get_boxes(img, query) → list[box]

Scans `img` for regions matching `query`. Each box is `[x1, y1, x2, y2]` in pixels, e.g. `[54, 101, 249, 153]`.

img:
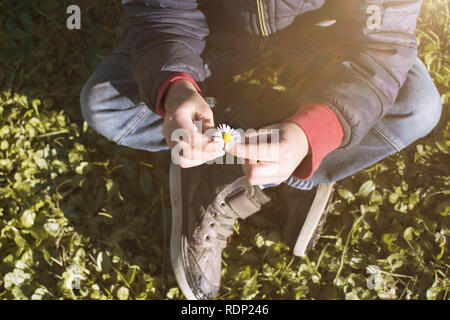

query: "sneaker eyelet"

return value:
[204, 234, 210, 241]
[211, 211, 219, 217]
[209, 222, 215, 227]
[219, 201, 226, 208]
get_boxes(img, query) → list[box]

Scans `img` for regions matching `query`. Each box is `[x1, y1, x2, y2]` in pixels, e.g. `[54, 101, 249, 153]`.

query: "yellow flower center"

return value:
[222, 132, 232, 142]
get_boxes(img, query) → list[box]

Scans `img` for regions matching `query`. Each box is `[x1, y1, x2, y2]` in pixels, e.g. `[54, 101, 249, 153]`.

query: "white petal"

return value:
[218, 124, 231, 133]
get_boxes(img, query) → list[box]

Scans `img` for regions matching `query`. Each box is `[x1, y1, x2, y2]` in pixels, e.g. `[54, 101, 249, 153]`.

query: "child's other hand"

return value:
[162, 80, 225, 167]
[229, 121, 309, 185]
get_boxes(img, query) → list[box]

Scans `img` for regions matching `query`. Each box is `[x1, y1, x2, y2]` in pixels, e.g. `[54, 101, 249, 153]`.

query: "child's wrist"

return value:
[164, 80, 199, 114]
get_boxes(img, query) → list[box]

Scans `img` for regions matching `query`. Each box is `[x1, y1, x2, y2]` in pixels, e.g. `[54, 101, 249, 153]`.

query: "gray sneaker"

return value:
[279, 183, 335, 257]
[169, 162, 270, 300]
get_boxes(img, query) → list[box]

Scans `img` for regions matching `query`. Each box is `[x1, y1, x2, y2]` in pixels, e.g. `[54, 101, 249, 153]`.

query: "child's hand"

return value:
[229, 122, 309, 185]
[162, 80, 225, 167]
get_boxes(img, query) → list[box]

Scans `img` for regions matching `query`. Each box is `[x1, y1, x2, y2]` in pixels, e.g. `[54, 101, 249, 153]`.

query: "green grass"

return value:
[0, 0, 449, 300]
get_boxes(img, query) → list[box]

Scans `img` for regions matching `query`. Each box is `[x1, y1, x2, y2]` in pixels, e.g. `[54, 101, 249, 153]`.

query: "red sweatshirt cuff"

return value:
[156, 72, 202, 118]
[284, 103, 343, 180]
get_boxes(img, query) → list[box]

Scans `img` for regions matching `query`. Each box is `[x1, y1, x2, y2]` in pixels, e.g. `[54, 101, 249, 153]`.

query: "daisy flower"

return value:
[212, 124, 242, 151]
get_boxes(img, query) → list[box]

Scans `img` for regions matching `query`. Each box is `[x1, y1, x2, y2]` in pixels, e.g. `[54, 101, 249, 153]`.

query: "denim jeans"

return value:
[80, 38, 442, 190]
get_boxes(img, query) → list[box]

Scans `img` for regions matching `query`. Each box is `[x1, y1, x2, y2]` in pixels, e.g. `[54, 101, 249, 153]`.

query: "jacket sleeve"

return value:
[122, 0, 209, 112]
[315, 0, 423, 148]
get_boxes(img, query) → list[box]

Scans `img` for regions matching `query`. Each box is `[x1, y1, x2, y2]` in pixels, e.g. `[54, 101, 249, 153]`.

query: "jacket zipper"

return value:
[255, 0, 270, 49]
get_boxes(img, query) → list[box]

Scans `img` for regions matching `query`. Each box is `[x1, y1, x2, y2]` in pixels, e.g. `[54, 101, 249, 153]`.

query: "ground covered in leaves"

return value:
[0, 0, 449, 300]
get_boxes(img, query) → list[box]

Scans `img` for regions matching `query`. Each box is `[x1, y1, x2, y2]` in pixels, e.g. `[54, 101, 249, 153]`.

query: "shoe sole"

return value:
[293, 183, 335, 257]
[169, 163, 198, 300]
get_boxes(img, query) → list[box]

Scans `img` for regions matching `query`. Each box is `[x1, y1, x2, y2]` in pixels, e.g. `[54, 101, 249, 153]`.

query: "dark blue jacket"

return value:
[122, 0, 422, 148]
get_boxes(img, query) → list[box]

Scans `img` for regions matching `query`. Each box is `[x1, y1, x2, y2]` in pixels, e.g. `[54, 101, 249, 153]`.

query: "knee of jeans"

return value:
[80, 82, 96, 127]
[80, 81, 116, 140]
[408, 81, 443, 139]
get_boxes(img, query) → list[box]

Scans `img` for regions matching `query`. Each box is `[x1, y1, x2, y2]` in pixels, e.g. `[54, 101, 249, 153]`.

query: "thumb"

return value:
[229, 127, 280, 161]
[194, 103, 216, 133]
